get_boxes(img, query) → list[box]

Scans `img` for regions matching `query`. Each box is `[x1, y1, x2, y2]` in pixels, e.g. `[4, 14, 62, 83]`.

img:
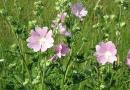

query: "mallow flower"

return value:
[49, 44, 70, 62]
[57, 12, 67, 23]
[95, 41, 117, 65]
[51, 12, 67, 28]
[27, 27, 54, 52]
[55, 44, 69, 58]
[71, 2, 87, 20]
[58, 23, 71, 37]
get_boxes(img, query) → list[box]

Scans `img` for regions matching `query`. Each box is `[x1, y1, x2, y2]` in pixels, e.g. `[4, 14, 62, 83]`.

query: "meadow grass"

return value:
[0, 0, 130, 90]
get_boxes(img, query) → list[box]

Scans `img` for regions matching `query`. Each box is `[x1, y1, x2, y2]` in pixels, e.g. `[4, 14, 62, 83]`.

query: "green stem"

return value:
[78, 82, 82, 90]
[98, 66, 101, 90]
[64, 61, 73, 83]
[77, 42, 85, 55]
[62, 61, 73, 90]
[39, 53, 46, 90]
[117, 5, 122, 45]
[42, 62, 46, 90]
[94, 0, 101, 10]
[62, 49, 73, 90]
[2, 0, 6, 9]
[40, 66, 45, 90]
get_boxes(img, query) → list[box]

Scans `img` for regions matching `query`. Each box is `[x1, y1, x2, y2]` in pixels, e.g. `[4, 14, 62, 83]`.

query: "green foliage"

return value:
[0, 0, 130, 90]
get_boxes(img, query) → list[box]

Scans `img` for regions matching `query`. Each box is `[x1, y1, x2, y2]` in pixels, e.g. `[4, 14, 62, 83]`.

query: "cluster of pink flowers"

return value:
[71, 2, 88, 21]
[26, 2, 130, 68]
[27, 2, 88, 61]
[51, 12, 71, 37]
[27, 27, 70, 60]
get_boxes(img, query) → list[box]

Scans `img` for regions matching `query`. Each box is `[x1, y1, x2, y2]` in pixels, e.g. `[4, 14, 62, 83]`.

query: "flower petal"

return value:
[27, 43, 41, 52]
[46, 30, 53, 38]
[35, 27, 48, 36]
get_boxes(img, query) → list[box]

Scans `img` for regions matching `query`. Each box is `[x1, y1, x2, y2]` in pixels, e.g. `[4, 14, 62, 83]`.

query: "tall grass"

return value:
[0, 0, 130, 90]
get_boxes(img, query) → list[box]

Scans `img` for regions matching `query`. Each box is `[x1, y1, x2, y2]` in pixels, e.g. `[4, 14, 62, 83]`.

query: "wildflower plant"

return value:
[0, 0, 130, 90]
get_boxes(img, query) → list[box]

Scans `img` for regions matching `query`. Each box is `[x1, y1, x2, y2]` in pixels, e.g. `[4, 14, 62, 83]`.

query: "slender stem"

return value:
[78, 78, 82, 90]
[40, 64, 44, 90]
[42, 60, 46, 90]
[64, 61, 73, 83]
[39, 52, 46, 90]
[2, 0, 6, 9]
[98, 66, 101, 90]
[62, 49, 73, 89]
[94, 0, 101, 10]
[77, 42, 85, 55]
[62, 61, 73, 90]
[117, 5, 122, 45]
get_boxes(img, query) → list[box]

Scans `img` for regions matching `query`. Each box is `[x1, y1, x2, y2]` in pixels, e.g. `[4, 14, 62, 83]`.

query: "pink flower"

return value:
[55, 44, 69, 58]
[71, 3, 87, 20]
[49, 44, 70, 62]
[57, 12, 67, 23]
[58, 23, 71, 37]
[27, 27, 54, 52]
[95, 41, 117, 65]
[51, 12, 67, 28]
[126, 51, 130, 67]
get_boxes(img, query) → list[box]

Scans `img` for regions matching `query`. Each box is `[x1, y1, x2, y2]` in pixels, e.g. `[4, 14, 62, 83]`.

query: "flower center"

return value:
[39, 37, 46, 45]
[105, 51, 112, 60]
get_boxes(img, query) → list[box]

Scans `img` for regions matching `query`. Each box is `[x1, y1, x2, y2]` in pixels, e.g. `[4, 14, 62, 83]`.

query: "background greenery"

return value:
[0, 0, 130, 90]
